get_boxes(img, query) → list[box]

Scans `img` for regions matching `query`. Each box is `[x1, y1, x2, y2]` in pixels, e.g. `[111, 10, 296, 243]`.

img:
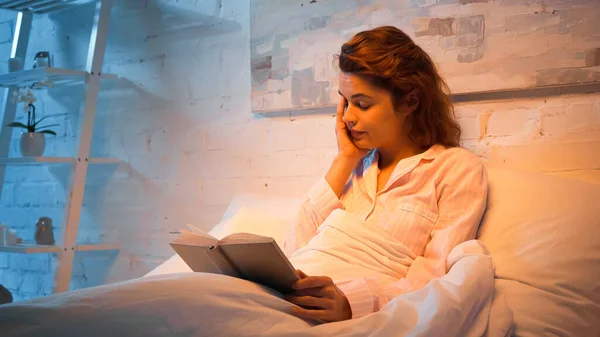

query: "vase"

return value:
[19, 132, 45, 157]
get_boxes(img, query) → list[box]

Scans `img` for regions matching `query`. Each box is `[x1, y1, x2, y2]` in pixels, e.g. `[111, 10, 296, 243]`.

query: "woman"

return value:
[283, 26, 488, 323]
[0, 26, 489, 337]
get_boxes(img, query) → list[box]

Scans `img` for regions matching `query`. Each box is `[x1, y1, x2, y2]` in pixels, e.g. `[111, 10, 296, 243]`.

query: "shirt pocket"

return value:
[376, 201, 438, 254]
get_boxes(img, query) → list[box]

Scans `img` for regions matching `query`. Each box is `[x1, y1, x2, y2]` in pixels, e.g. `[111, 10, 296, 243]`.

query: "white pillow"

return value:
[220, 192, 302, 223]
[477, 168, 600, 337]
[215, 205, 292, 249]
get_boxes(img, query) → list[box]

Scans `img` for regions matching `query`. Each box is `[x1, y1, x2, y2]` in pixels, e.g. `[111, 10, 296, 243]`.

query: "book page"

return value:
[220, 232, 273, 245]
[185, 224, 217, 240]
[170, 225, 218, 247]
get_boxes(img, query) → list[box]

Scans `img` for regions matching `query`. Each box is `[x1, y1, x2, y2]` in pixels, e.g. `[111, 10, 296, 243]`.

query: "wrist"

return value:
[333, 153, 363, 167]
[325, 155, 361, 198]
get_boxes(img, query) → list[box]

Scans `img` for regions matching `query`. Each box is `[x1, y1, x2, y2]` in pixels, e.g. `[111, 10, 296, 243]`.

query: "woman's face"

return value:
[338, 72, 411, 150]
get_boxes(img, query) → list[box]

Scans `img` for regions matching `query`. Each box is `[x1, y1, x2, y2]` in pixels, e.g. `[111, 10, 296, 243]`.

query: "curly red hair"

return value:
[335, 26, 461, 148]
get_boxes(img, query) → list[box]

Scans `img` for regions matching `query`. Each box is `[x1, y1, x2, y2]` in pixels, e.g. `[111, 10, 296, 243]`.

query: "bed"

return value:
[1, 167, 599, 336]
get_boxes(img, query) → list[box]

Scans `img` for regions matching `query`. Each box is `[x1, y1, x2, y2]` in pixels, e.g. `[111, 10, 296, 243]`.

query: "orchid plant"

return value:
[6, 81, 58, 136]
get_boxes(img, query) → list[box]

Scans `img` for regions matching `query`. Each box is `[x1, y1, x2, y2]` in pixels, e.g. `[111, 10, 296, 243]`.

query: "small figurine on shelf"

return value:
[33, 51, 52, 68]
[35, 217, 55, 246]
[0, 284, 12, 305]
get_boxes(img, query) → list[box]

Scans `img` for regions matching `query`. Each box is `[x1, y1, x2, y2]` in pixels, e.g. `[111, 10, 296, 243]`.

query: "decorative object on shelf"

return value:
[19, 132, 45, 156]
[33, 51, 52, 68]
[8, 57, 23, 72]
[0, 284, 12, 305]
[34, 217, 55, 246]
[0, 223, 19, 246]
[5, 82, 58, 157]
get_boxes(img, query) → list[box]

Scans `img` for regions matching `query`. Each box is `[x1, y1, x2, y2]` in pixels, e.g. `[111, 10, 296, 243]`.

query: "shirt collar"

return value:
[362, 143, 446, 168]
[360, 144, 447, 195]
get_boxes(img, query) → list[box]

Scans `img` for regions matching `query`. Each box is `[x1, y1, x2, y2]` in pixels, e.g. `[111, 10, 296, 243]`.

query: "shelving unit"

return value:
[0, 0, 119, 294]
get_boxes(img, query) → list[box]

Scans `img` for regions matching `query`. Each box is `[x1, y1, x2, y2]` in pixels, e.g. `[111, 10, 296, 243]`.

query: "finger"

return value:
[284, 295, 333, 309]
[292, 287, 327, 297]
[336, 96, 347, 128]
[292, 270, 309, 290]
[291, 306, 330, 322]
[296, 269, 309, 279]
[294, 276, 333, 290]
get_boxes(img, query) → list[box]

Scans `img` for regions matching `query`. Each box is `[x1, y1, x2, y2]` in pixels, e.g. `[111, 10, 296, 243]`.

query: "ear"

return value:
[404, 89, 420, 113]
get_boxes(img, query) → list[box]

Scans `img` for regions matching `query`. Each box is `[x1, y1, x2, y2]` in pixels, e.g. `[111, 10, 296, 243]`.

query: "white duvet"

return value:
[0, 211, 513, 337]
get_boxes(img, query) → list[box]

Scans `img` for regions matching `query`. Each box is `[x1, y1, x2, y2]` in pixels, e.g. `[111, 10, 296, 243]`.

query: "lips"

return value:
[349, 130, 366, 138]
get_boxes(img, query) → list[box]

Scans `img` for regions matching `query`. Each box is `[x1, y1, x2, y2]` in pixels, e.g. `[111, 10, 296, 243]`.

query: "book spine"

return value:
[206, 245, 242, 278]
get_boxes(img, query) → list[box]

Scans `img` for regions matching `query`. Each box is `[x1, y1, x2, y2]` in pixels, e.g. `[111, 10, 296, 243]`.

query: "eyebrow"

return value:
[338, 91, 374, 100]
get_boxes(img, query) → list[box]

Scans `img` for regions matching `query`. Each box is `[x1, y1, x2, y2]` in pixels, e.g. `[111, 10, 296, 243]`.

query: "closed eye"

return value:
[356, 102, 371, 111]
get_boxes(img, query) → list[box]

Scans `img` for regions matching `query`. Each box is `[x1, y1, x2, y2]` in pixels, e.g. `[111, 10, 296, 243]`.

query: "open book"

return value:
[169, 225, 300, 293]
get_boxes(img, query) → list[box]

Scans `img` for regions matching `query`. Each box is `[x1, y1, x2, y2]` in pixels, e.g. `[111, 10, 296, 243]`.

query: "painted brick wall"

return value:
[0, 0, 599, 302]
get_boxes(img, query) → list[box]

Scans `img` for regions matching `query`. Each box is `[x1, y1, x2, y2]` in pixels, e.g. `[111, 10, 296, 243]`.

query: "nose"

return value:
[341, 104, 357, 128]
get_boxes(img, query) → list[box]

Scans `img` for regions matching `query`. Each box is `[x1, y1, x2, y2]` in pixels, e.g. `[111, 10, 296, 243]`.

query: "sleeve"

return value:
[282, 177, 343, 258]
[337, 160, 488, 318]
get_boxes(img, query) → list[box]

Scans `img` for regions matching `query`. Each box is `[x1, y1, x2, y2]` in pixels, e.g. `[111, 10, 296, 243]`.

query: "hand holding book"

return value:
[285, 269, 353, 322]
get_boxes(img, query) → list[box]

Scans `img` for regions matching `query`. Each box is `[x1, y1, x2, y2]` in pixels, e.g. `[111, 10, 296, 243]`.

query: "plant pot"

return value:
[19, 132, 46, 157]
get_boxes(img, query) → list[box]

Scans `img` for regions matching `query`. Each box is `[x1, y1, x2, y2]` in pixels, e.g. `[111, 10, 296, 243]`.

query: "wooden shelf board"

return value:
[87, 157, 120, 164]
[0, 67, 117, 89]
[0, 243, 120, 254]
[0, 244, 61, 254]
[75, 243, 119, 252]
[0, 156, 120, 166]
[0, 156, 75, 166]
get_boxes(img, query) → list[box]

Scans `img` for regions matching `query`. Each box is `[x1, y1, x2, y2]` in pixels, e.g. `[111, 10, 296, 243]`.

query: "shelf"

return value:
[0, 156, 74, 165]
[87, 157, 120, 164]
[0, 0, 96, 14]
[0, 156, 120, 166]
[0, 244, 61, 254]
[0, 67, 117, 89]
[0, 243, 119, 254]
[75, 243, 119, 252]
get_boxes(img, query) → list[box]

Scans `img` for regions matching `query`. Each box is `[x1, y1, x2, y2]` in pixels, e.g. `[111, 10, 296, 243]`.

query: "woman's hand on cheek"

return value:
[335, 96, 369, 161]
[284, 269, 352, 323]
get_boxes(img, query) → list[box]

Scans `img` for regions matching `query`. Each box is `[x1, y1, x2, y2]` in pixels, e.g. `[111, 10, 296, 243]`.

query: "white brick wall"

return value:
[1, 0, 599, 302]
[541, 103, 599, 135]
